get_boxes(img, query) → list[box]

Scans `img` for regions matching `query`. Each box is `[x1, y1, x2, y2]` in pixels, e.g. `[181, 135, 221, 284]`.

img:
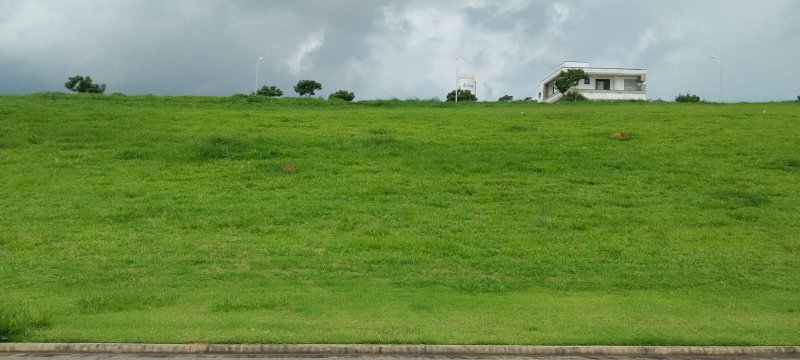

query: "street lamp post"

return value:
[710, 55, 723, 103]
[455, 57, 460, 103]
[254, 57, 263, 94]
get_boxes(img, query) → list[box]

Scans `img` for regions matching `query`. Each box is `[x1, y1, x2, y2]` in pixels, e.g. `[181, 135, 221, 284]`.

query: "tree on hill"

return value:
[554, 68, 588, 99]
[294, 80, 322, 96]
[256, 85, 283, 97]
[498, 95, 513, 102]
[328, 90, 355, 101]
[64, 75, 106, 94]
[675, 93, 701, 103]
[446, 89, 477, 102]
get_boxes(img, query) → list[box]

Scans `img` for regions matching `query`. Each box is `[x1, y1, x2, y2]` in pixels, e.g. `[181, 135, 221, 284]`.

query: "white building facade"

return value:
[538, 61, 646, 103]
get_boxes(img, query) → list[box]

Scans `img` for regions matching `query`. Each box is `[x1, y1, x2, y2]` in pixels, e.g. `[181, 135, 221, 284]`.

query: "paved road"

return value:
[0, 355, 795, 360]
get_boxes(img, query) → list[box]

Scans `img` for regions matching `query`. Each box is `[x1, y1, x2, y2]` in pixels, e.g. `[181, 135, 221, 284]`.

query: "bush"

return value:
[675, 93, 701, 103]
[328, 90, 355, 102]
[559, 91, 587, 102]
[446, 89, 477, 102]
[498, 95, 513, 102]
[255, 85, 283, 97]
[64, 75, 106, 94]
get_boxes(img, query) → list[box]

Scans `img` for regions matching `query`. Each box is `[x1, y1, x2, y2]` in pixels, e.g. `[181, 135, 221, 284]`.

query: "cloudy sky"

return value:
[1, 0, 798, 101]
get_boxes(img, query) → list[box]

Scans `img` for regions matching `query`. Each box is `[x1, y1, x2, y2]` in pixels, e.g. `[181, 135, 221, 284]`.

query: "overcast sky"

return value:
[1, 0, 798, 101]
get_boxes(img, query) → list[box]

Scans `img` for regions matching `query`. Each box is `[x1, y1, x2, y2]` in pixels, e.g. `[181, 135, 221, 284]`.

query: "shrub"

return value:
[446, 89, 477, 102]
[328, 90, 355, 102]
[498, 95, 513, 102]
[559, 91, 587, 102]
[255, 85, 283, 97]
[65, 75, 106, 94]
[675, 93, 701, 103]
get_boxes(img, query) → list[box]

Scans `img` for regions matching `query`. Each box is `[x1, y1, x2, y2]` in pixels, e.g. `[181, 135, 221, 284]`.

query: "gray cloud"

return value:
[1, 0, 797, 101]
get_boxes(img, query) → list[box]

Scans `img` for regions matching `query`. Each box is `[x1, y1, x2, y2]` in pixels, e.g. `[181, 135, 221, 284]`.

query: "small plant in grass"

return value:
[675, 93, 702, 103]
[0, 307, 50, 342]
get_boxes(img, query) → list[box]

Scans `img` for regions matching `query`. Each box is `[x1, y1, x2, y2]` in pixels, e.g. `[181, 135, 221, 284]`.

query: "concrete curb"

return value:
[0, 344, 799, 357]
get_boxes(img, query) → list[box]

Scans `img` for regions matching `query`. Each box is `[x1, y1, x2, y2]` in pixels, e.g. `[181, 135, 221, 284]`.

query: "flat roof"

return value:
[540, 64, 646, 86]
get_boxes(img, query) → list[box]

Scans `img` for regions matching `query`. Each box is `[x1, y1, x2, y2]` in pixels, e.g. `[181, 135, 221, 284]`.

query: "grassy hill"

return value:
[1, 93, 798, 344]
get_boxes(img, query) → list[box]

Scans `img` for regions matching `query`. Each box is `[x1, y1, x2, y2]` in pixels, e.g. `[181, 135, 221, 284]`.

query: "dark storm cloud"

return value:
[1, 0, 798, 101]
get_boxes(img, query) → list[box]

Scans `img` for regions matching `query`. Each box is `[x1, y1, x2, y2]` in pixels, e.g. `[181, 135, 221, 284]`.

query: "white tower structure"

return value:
[458, 74, 476, 96]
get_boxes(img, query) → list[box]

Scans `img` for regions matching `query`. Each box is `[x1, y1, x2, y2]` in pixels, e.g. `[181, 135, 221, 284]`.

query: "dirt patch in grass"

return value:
[609, 132, 630, 140]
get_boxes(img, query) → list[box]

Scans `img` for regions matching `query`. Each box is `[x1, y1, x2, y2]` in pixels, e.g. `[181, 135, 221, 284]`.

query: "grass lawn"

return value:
[0, 93, 798, 344]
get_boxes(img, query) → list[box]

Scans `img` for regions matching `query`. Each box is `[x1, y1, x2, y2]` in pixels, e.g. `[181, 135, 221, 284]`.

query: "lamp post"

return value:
[454, 57, 460, 103]
[710, 55, 722, 103]
[254, 57, 263, 94]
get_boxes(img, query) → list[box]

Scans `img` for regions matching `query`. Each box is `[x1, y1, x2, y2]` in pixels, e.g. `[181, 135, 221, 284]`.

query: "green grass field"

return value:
[1, 93, 798, 344]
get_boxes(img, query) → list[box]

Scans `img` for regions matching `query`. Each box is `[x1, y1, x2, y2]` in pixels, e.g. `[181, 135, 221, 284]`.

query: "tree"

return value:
[294, 80, 322, 96]
[498, 94, 513, 102]
[328, 90, 355, 102]
[64, 75, 106, 94]
[446, 89, 477, 102]
[554, 68, 588, 95]
[256, 85, 283, 97]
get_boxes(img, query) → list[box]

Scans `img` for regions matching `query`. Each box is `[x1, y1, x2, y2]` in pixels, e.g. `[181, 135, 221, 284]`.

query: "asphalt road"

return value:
[1, 354, 795, 360]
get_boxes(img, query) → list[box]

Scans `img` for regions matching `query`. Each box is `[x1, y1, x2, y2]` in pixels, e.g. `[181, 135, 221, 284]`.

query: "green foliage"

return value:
[554, 68, 589, 94]
[675, 93, 702, 103]
[498, 94, 514, 102]
[255, 85, 283, 97]
[559, 91, 588, 102]
[293, 79, 322, 96]
[328, 89, 355, 102]
[445, 89, 477, 102]
[64, 75, 106, 94]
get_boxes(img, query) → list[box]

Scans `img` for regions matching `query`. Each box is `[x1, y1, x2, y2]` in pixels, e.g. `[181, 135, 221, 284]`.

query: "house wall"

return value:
[581, 90, 647, 101]
[538, 64, 646, 102]
[575, 75, 641, 91]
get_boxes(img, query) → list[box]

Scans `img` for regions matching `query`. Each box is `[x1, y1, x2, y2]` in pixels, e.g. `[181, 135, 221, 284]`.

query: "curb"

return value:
[1, 344, 799, 357]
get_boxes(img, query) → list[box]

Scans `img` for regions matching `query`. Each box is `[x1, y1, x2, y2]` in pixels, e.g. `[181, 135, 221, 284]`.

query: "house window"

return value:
[624, 79, 640, 91]
[584, 78, 590, 84]
[595, 79, 611, 90]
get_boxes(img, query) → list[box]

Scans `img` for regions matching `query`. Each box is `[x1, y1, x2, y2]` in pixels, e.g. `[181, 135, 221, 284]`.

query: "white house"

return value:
[538, 61, 646, 103]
